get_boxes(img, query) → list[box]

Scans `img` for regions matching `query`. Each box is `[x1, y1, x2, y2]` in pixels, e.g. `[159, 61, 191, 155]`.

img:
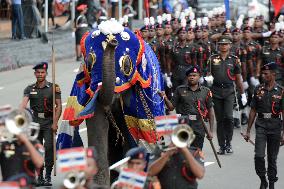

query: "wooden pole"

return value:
[52, 33, 57, 176]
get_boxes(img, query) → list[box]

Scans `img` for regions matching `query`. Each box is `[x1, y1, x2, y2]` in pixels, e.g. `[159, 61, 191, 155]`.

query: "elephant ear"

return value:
[80, 31, 90, 59]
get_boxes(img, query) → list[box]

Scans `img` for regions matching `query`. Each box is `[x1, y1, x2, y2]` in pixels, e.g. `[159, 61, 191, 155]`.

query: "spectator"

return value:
[7, 0, 26, 40]
[74, 4, 89, 61]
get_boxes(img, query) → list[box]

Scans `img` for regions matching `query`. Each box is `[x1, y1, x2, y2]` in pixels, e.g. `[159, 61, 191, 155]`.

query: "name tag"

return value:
[188, 115, 197, 121]
[30, 91, 37, 95]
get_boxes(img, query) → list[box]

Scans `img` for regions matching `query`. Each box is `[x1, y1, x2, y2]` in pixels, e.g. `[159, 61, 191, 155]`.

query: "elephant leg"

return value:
[86, 103, 110, 186]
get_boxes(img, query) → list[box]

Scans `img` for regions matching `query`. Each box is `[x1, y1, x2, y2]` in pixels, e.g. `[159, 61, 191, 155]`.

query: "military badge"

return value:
[213, 58, 221, 65]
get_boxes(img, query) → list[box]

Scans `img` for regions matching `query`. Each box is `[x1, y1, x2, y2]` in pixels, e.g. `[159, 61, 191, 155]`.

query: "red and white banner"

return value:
[57, 147, 87, 173]
[117, 168, 147, 189]
[154, 114, 178, 137]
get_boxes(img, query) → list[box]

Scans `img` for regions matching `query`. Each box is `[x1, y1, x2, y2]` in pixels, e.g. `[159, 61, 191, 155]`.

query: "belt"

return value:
[212, 82, 233, 88]
[258, 113, 280, 119]
[180, 114, 199, 121]
[188, 115, 198, 121]
[33, 112, 52, 119]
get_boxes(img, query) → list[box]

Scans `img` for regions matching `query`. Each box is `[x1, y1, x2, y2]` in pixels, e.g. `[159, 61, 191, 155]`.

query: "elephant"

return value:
[61, 19, 165, 185]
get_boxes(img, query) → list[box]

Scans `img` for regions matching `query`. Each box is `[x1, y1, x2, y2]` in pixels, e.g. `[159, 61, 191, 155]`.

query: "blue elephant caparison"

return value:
[63, 19, 165, 144]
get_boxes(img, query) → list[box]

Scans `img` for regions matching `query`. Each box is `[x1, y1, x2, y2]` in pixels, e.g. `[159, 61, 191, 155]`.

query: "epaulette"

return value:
[176, 85, 188, 89]
[209, 54, 219, 59]
[200, 85, 210, 91]
[229, 54, 239, 59]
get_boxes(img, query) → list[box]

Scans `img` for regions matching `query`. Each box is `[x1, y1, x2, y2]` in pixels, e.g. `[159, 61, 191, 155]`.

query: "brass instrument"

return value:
[0, 108, 39, 142]
[63, 171, 86, 189]
[171, 124, 196, 148]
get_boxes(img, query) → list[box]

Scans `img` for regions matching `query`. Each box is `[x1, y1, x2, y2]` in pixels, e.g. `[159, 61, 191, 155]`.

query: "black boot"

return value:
[226, 144, 233, 154]
[35, 175, 45, 186]
[35, 168, 45, 186]
[234, 118, 240, 128]
[217, 146, 226, 155]
[44, 175, 52, 186]
[269, 182, 274, 189]
[260, 177, 268, 189]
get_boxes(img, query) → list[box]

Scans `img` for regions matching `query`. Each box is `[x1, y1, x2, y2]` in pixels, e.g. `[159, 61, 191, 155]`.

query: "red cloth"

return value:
[271, 0, 284, 16]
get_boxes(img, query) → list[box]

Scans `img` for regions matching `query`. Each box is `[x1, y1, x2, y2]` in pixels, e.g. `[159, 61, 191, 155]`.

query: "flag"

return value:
[57, 147, 87, 173]
[224, 0, 230, 20]
[56, 121, 74, 150]
[0, 182, 20, 189]
[117, 168, 147, 189]
[154, 115, 178, 136]
[271, 0, 284, 16]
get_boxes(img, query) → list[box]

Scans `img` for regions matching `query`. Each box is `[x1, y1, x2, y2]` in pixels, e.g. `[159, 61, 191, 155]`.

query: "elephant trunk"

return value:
[99, 38, 118, 107]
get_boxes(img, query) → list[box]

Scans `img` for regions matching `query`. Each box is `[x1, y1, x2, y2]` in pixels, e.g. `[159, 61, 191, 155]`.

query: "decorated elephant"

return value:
[59, 19, 165, 185]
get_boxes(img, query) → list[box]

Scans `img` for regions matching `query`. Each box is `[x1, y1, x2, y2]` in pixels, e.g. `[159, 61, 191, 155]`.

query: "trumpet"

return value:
[0, 108, 39, 142]
[164, 124, 196, 150]
[63, 171, 86, 189]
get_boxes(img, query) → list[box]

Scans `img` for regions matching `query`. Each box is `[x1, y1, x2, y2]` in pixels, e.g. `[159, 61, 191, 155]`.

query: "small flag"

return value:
[57, 147, 87, 173]
[0, 182, 20, 189]
[154, 115, 178, 136]
[117, 168, 147, 189]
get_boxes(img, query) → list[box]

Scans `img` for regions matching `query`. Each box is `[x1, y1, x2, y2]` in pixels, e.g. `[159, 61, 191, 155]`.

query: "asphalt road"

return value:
[0, 58, 283, 189]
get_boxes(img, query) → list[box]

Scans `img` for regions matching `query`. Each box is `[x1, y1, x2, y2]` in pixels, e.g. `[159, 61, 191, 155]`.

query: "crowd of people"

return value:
[1, 1, 284, 189]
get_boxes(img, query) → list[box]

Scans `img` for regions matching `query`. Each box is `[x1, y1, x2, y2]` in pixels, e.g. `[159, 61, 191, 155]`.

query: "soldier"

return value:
[0, 106, 44, 186]
[253, 14, 268, 46]
[257, 30, 284, 86]
[150, 15, 166, 73]
[244, 62, 284, 189]
[20, 62, 62, 186]
[206, 35, 247, 155]
[160, 65, 214, 149]
[148, 124, 205, 189]
[139, 17, 150, 42]
[148, 17, 156, 44]
[170, 19, 196, 90]
[112, 147, 161, 189]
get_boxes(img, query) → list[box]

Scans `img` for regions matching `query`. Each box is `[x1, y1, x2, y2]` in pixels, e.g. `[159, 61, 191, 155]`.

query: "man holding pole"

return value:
[159, 65, 215, 150]
[20, 62, 62, 186]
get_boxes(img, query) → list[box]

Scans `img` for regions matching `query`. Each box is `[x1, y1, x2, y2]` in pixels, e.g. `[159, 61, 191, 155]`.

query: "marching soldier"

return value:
[148, 17, 156, 44]
[170, 20, 196, 90]
[257, 30, 284, 86]
[244, 62, 284, 189]
[160, 65, 214, 149]
[139, 17, 150, 42]
[20, 62, 62, 186]
[206, 35, 247, 155]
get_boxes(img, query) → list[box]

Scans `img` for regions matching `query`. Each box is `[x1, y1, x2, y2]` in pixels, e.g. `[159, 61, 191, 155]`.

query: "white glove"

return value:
[165, 74, 172, 88]
[242, 81, 249, 90]
[250, 77, 260, 87]
[71, 31, 75, 38]
[199, 76, 205, 84]
[204, 75, 214, 87]
[241, 93, 247, 106]
[262, 31, 272, 37]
